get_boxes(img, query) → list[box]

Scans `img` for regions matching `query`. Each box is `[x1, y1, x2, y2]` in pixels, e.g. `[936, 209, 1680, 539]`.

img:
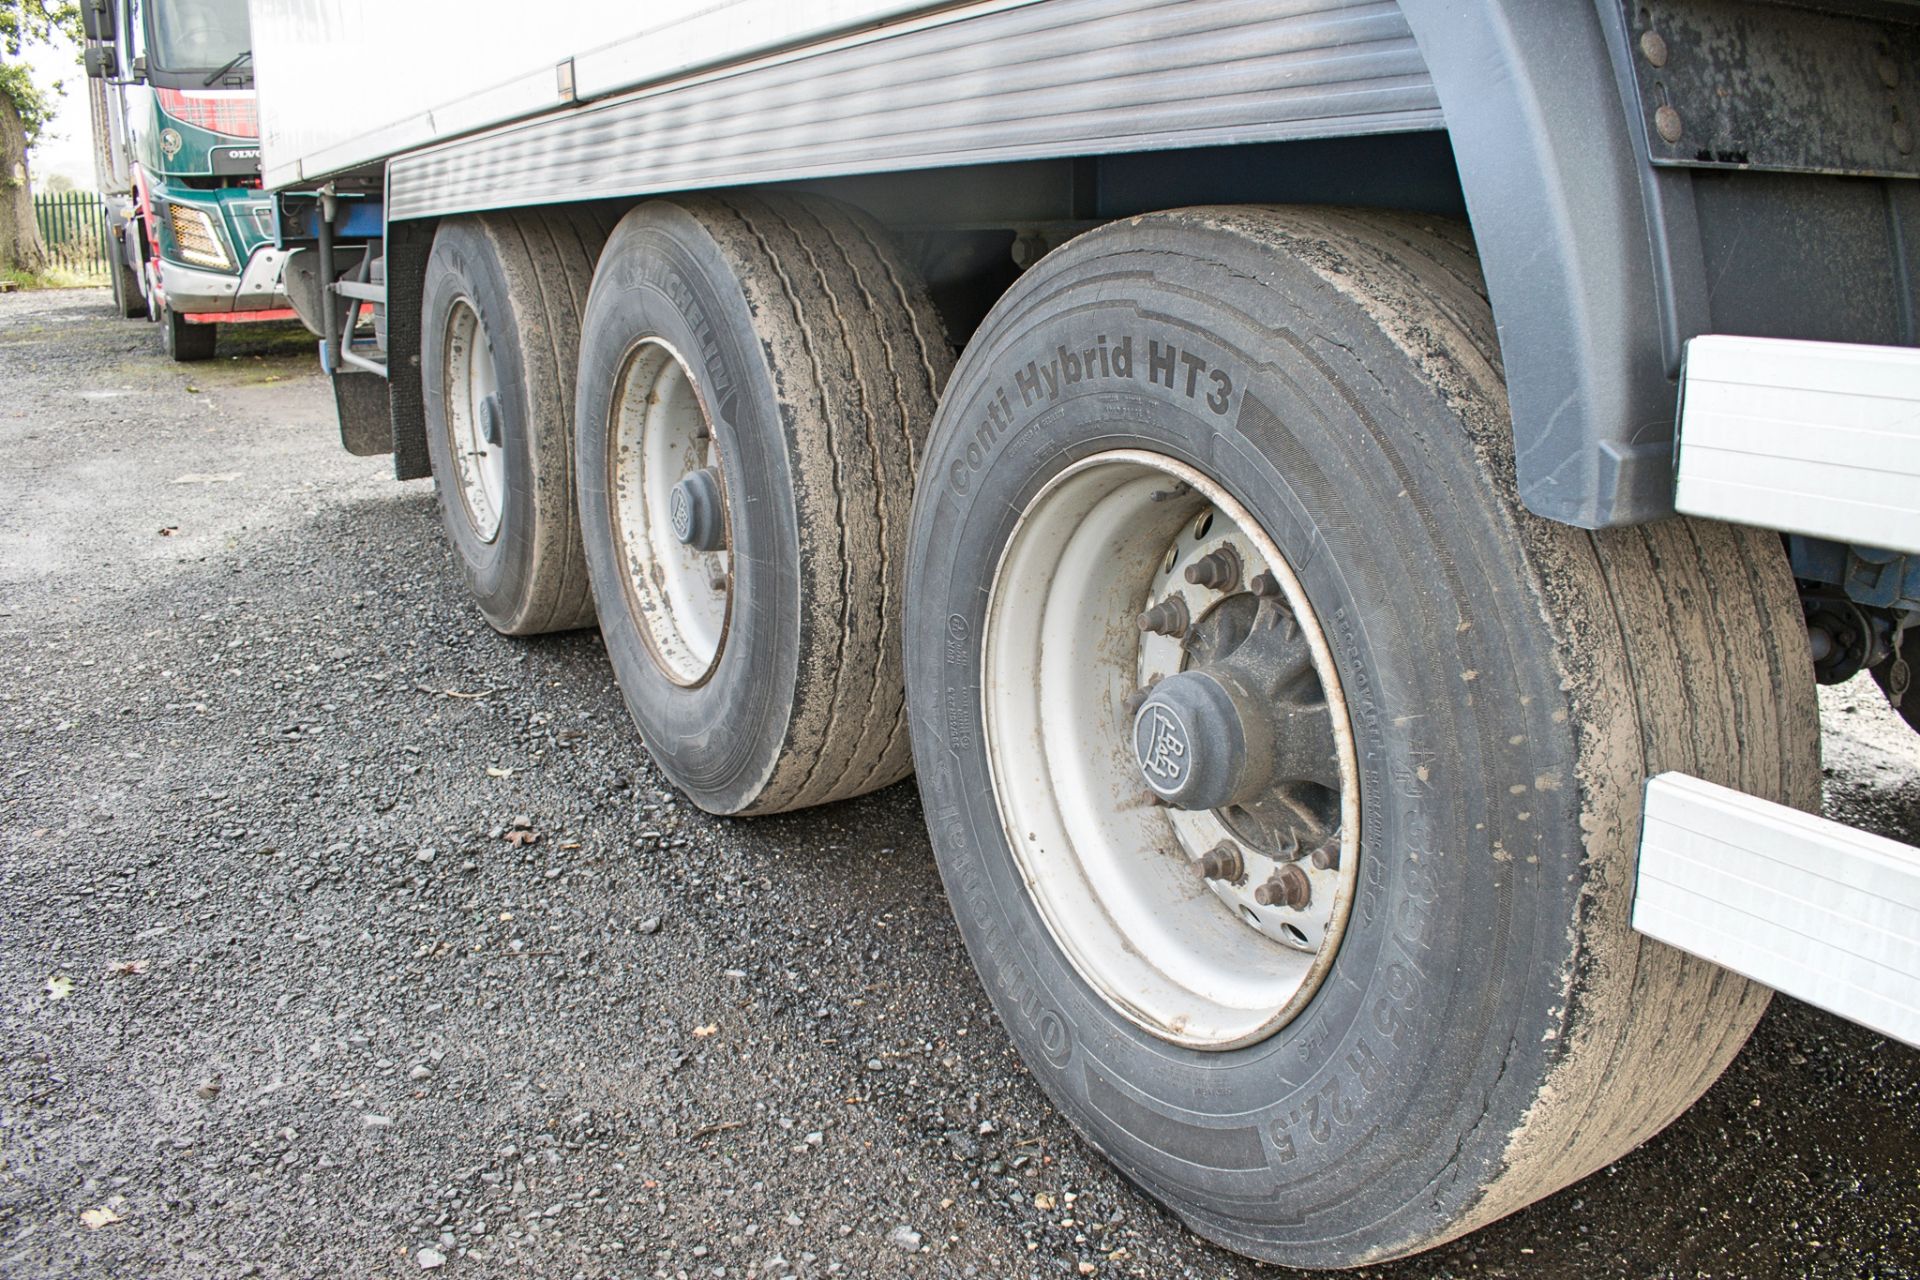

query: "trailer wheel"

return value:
[575, 194, 950, 815]
[421, 211, 608, 635]
[162, 306, 215, 362]
[903, 206, 1819, 1267]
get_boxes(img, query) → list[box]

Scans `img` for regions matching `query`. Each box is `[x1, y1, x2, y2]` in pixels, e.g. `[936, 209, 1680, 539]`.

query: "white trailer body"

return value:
[255, 1, 966, 191]
[248, 0, 1920, 1268]
[255, 0, 1443, 201]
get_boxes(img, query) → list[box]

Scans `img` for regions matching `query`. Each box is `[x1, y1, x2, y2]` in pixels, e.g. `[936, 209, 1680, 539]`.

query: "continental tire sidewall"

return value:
[421, 225, 537, 626]
[574, 207, 802, 815]
[906, 224, 1580, 1265]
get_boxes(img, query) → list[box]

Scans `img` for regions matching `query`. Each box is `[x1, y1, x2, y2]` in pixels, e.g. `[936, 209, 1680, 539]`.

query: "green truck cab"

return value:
[83, 0, 293, 361]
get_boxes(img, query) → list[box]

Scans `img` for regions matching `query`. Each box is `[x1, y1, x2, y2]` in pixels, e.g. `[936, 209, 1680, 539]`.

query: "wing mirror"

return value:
[81, 0, 116, 43]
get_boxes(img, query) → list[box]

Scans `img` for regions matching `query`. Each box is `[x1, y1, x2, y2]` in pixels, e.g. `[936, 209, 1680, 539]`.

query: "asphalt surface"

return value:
[2, 286, 1917, 1280]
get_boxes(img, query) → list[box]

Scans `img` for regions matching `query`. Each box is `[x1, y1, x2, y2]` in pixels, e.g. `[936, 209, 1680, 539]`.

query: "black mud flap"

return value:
[386, 219, 436, 482]
[332, 371, 393, 457]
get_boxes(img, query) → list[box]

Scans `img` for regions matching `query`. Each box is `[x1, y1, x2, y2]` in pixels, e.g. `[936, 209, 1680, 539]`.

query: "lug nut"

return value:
[1184, 544, 1242, 593]
[1198, 841, 1244, 883]
[1310, 840, 1340, 871]
[1249, 570, 1280, 599]
[1253, 864, 1312, 911]
[1137, 594, 1190, 638]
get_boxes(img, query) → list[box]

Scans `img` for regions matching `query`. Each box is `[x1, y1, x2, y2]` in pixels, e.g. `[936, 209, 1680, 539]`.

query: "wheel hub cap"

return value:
[478, 393, 504, 447]
[1133, 669, 1261, 811]
[669, 466, 727, 552]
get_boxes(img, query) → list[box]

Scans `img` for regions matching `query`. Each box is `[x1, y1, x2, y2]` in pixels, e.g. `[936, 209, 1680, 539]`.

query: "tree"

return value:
[1, 1, 79, 274]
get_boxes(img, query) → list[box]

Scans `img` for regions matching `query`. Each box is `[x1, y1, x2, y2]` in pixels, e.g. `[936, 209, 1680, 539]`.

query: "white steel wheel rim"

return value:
[608, 338, 731, 686]
[982, 450, 1360, 1050]
[442, 298, 506, 544]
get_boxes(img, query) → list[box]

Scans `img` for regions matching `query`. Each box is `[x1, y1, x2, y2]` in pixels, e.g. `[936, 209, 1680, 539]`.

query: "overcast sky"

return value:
[24, 30, 100, 191]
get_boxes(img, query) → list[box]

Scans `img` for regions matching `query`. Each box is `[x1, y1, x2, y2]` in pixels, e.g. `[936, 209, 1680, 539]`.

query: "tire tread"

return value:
[698, 193, 949, 813]
[1223, 206, 1816, 1240]
[470, 208, 609, 635]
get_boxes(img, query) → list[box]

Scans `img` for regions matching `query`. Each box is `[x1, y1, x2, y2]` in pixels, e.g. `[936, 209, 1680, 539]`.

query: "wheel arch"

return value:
[1401, 0, 1680, 531]
[1405, 0, 1920, 531]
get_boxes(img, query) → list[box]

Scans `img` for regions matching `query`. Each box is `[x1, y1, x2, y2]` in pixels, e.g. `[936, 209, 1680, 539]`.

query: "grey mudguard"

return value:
[1400, 0, 1683, 528]
[1405, 0, 1920, 529]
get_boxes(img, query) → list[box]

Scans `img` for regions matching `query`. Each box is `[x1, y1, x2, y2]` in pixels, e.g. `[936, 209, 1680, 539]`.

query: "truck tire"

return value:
[139, 256, 159, 322]
[421, 210, 609, 636]
[575, 194, 950, 815]
[110, 233, 145, 319]
[162, 306, 216, 362]
[903, 207, 1819, 1267]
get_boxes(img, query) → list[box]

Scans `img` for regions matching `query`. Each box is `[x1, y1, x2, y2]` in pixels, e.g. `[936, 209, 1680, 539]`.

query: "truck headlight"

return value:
[167, 203, 231, 271]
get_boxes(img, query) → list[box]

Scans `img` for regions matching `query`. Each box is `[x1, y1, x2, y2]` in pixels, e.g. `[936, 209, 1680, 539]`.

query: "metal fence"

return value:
[34, 192, 112, 279]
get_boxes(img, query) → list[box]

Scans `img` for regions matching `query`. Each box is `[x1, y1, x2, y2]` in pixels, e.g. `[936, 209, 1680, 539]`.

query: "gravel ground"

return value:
[2, 286, 1917, 1280]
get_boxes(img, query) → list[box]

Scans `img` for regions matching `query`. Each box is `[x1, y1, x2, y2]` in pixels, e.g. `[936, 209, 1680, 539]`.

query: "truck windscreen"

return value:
[148, 0, 251, 76]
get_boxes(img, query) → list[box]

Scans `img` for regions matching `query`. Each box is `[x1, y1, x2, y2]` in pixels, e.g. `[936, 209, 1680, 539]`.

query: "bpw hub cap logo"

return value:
[668, 484, 694, 543]
[1135, 703, 1190, 795]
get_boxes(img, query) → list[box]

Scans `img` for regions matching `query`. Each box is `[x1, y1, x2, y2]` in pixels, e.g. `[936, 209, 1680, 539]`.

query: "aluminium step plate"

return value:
[1674, 335, 1920, 555]
[1634, 771, 1920, 1048]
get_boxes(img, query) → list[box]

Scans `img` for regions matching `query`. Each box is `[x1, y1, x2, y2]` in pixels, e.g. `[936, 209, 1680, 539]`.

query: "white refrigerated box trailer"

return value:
[243, 0, 1920, 1268]
[255, 2, 980, 191]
